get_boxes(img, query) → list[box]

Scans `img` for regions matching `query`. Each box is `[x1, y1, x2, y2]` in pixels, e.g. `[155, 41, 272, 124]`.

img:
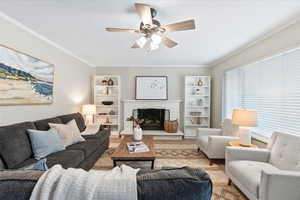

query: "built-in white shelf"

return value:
[185, 115, 209, 118]
[184, 76, 211, 139]
[96, 115, 120, 117]
[96, 105, 119, 107]
[96, 85, 118, 88]
[96, 95, 119, 97]
[93, 75, 121, 136]
[185, 124, 208, 128]
[188, 95, 210, 97]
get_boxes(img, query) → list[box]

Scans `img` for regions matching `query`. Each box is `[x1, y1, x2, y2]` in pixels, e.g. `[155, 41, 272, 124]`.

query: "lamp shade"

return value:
[82, 104, 96, 116]
[232, 109, 257, 127]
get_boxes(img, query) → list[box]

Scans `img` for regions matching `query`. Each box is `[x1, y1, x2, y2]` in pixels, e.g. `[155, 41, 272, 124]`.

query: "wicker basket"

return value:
[164, 120, 178, 133]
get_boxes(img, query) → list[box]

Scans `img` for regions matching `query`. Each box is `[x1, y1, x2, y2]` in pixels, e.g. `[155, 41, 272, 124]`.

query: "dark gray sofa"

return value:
[0, 167, 212, 200]
[0, 113, 110, 170]
[0, 113, 213, 200]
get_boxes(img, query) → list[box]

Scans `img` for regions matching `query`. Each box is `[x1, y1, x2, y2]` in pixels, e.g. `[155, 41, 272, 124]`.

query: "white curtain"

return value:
[223, 48, 300, 138]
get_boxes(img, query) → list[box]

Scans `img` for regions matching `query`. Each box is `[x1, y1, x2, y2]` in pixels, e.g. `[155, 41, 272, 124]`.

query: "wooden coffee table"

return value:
[111, 136, 156, 169]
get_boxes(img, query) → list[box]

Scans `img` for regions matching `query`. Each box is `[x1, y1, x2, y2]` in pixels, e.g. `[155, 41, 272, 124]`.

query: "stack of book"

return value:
[127, 142, 149, 153]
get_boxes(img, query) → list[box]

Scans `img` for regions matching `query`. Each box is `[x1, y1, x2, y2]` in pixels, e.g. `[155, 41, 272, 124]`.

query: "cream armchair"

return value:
[226, 132, 300, 200]
[197, 119, 239, 164]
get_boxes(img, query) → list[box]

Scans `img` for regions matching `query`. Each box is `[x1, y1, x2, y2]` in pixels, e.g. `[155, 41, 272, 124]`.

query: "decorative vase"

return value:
[108, 78, 114, 86]
[109, 110, 115, 115]
[133, 125, 143, 141]
[198, 79, 203, 86]
[102, 79, 108, 85]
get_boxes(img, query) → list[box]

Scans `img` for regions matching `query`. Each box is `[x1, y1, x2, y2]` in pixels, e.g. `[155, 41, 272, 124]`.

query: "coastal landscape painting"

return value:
[0, 45, 54, 105]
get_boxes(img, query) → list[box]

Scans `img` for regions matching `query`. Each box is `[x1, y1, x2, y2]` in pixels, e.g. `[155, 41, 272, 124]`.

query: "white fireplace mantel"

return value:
[122, 99, 182, 133]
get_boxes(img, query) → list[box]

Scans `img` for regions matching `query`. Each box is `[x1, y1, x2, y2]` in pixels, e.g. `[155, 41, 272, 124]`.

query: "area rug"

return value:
[93, 138, 247, 200]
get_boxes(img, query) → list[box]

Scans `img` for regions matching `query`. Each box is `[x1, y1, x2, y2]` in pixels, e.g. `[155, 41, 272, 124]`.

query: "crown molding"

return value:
[209, 14, 300, 68]
[95, 64, 210, 68]
[0, 11, 95, 67]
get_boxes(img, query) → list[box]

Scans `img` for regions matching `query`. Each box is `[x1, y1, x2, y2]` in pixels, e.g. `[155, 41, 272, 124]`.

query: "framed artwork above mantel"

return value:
[135, 76, 168, 100]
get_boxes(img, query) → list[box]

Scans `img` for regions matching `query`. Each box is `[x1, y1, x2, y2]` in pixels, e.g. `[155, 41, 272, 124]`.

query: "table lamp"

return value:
[82, 104, 96, 125]
[232, 109, 257, 146]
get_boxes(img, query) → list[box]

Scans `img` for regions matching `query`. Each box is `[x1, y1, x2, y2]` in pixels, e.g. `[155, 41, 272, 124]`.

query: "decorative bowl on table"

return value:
[102, 101, 114, 105]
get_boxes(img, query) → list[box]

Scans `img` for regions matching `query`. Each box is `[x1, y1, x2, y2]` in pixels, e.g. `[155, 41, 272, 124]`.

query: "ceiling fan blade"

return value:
[162, 19, 195, 32]
[105, 28, 140, 33]
[161, 36, 178, 48]
[135, 3, 153, 25]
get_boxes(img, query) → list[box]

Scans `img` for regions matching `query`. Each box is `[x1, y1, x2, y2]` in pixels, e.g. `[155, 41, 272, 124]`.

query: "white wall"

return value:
[211, 19, 300, 128]
[0, 15, 93, 125]
[94, 66, 211, 130]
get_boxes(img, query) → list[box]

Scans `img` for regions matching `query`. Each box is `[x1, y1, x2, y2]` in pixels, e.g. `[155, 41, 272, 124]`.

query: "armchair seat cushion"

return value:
[198, 136, 209, 151]
[227, 160, 280, 198]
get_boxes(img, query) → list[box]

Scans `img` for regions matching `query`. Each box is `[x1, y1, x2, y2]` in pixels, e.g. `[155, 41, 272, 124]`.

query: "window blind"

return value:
[223, 48, 300, 138]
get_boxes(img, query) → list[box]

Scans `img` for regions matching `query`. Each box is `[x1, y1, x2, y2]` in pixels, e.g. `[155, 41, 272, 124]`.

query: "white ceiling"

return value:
[1, 0, 300, 67]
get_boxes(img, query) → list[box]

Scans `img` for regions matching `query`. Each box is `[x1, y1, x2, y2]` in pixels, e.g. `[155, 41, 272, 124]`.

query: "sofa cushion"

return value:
[17, 158, 48, 171]
[198, 136, 209, 151]
[12, 158, 37, 169]
[137, 167, 212, 200]
[0, 122, 35, 169]
[0, 158, 6, 169]
[82, 129, 110, 144]
[57, 113, 86, 132]
[0, 166, 212, 200]
[227, 160, 280, 198]
[34, 117, 62, 131]
[49, 120, 85, 147]
[269, 132, 300, 171]
[46, 150, 84, 169]
[27, 128, 65, 159]
[66, 139, 99, 157]
[0, 170, 44, 200]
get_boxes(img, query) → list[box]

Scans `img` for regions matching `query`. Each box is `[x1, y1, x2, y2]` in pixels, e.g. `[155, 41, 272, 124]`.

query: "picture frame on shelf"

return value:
[135, 76, 168, 100]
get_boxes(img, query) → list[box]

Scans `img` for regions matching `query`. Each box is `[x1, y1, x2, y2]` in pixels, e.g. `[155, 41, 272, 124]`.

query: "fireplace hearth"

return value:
[133, 108, 170, 130]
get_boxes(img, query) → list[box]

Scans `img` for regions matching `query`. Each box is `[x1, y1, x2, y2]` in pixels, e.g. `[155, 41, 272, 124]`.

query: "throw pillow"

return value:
[49, 119, 85, 147]
[27, 128, 65, 160]
[18, 158, 48, 171]
[81, 124, 100, 135]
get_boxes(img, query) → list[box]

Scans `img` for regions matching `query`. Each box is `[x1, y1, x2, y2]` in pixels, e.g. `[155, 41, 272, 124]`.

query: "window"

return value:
[223, 48, 300, 138]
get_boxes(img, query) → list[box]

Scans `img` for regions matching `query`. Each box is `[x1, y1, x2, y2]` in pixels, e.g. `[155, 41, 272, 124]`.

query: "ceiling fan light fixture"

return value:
[106, 3, 196, 50]
[136, 36, 148, 48]
[150, 42, 159, 51]
[151, 33, 162, 45]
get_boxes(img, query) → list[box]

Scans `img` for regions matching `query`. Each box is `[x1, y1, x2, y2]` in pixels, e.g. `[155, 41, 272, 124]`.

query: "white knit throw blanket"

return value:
[30, 165, 139, 200]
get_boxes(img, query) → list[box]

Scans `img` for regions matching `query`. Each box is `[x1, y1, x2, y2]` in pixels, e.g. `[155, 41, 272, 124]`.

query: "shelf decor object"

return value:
[184, 76, 211, 138]
[82, 104, 96, 125]
[0, 44, 54, 105]
[232, 109, 257, 146]
[93, 75, 121, 136]
[135, 76, 168, 100]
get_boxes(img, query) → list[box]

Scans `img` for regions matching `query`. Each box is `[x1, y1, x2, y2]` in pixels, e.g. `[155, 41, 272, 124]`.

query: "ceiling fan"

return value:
[105, 3, 196, 51]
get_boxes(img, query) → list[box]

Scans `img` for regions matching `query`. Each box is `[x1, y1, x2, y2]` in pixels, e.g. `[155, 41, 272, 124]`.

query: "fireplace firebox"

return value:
[133, 108, 170, 130]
